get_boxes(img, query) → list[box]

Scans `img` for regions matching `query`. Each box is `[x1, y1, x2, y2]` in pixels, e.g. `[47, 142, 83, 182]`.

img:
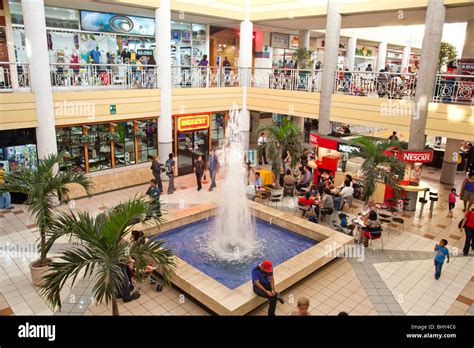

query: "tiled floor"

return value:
[0, 167, 472, 316]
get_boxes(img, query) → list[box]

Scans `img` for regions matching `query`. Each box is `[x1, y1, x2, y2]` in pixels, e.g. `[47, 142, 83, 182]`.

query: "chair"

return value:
[283, 183, 295, 197]
[340, 196, 354, 212]
[298, 202, 311, 217]
[418, 197, 428, 218]
[268, 189, 284, 210]
[364, 229, 384, 254]
[379, 218, 392, 236]
[391, 217, 404, 235]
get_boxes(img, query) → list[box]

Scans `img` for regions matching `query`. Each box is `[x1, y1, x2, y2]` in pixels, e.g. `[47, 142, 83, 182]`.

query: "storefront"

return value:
[172, 112, 227, 176]
[270, 33, 319, 69]
[10, 3, 209, 67]
[56, 118, 158, 173]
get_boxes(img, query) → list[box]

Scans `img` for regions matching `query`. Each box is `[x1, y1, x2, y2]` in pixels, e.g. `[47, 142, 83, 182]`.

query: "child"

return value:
[447, 188, 459, 218]
[293, 297, 310, 316]
[434, 239, 450, 280]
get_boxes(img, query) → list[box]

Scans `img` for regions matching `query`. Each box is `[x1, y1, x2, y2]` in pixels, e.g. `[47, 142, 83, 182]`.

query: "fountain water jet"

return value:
[206, 103, 258, 262]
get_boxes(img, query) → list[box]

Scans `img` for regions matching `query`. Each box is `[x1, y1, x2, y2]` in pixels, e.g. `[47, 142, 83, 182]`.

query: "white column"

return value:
[346, 36, 357, 71]
[3, 0, 19, 90]
[156, 1, 173, 160]
[376, 42, 387, 71]
[239, 14, 253, 148]
[22, 0, 57, 159]
[461, 20, 474, 58]
[318, 0, 341, 136]
[401, 45, 411, 72]
[298, 30, 310, 50]
[408, 0, 445, 150]
[293, 116, 304, 132]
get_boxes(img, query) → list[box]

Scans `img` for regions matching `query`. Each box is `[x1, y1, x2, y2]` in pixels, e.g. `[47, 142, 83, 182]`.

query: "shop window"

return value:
[136, 119, 158, 163]
[0, 145, 38, 173]
[114, 122, 136, 167]
[56, 126, 86, 172]
[88, 124, 112, 172]
[211, 113, 225, 149]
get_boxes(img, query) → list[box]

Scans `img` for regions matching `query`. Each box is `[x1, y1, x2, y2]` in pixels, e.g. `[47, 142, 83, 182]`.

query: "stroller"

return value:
[333, 213, 354, 235]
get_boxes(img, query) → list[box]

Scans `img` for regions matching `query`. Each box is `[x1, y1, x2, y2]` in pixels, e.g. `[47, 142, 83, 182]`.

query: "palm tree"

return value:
[350, 136, 405, 202]
[258, 119, 304, 188]
[41, 198, 176, 316]
[0, 151, 93, 268]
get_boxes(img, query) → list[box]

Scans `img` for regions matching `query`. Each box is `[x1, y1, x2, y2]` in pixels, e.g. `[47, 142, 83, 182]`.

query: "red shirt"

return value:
[465, 211, 474, 229]
[299, 197, 315, 206]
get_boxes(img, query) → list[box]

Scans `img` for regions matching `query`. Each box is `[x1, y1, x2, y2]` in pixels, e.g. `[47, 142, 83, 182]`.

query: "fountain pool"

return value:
[154, 218, 317, 289]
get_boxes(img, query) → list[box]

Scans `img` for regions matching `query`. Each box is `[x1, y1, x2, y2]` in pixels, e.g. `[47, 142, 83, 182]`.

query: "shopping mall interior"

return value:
[0, 0, 473, 327]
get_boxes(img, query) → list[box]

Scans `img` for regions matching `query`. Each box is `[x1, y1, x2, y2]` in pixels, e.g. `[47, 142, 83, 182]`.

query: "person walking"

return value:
[257, 132, 268, 165]
[459, 208, 474, 256]
[165, 153, 176, 194]
[207, 149, 219, 191]
[447, 188, 459, 218]
[251, 260, 284, 316]
[194, 155, 204, 192]
[150, 155, 164, 193]
[460, 172, 474, 212]
[433, 239, 450, 280]
[0, 163, 12, 210]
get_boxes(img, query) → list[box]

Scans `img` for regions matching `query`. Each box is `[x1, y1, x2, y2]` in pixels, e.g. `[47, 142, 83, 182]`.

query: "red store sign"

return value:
[398, 150, 434, 163]
[310, 133, 338, 150]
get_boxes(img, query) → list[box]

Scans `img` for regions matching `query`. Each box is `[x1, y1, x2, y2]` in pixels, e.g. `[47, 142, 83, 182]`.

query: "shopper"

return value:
[165, 153, 176, 194]
[460, 172, 474, 212]
[459, 208, 474, 256]
[388, 131, 399, 141]
[251, 260, 284, 316]
[334, 180, 354, 211]
[447, 188, 459, 218]
[362, 210, 382, 248]
[292, 297, 310, 316]
[0, 163, 12, 210]
[433, 239, 450, 280]
[466, 143, 474, 172]
[150, 155, 164, 193]
[194, 155, 205, 192]
[257, 132, 268, 165]
[254, 172, 263, 188]
[365, 64, 373, 72]
[208, 149, 219, 191]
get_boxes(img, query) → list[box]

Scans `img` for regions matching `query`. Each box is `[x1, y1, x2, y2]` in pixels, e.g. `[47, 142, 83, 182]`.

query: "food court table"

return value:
[397, 181, 430, 211]
[258, 169, 274, 186]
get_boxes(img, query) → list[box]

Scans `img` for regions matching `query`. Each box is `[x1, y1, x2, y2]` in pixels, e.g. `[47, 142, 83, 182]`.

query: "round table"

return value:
[397, 182, 430, 211]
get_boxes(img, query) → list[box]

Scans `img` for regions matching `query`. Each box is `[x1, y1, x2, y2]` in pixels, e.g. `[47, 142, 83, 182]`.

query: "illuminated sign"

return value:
[309, 132, 318, 145]
[398, 150, 434, 163]
[177, 114, 210, 132]
[337, 143, 359, 153]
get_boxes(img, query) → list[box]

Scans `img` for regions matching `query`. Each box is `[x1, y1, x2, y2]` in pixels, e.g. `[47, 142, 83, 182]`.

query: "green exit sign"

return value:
[110, 104, 116, 114]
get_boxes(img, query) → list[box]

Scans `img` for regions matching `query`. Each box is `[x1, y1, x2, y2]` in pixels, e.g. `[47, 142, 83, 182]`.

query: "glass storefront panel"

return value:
[211, 112, 225, 149]
[136, 119, 158, 163]
[57, 126, 85, 172]
[0, 145, 37, 173]
[114, 122, 136, 167]
[88, 124, 112, 172]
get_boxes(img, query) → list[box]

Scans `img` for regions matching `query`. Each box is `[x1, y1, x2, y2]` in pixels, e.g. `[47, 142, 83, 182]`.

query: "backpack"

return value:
[339, 213, 348, 228]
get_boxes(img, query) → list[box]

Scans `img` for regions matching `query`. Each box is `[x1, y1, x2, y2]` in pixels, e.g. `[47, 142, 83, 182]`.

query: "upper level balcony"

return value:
[1, 62, 472, 105]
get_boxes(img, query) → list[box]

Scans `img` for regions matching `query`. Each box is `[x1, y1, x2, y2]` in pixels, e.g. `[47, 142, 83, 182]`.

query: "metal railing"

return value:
[50, 63, 158, 91]
[171, 66, 242, 88]
[333, 70, 417, 100]
[433, 74, 473, 105]
[0, 62, 30, 91]
[248, 67, 322, 92]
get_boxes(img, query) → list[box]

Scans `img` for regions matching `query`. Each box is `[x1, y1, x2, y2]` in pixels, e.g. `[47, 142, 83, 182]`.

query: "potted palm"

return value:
[258, 119, 303, 188]
[41, 198, 176, 316]
[0, 151, 93, 286]
[350, 136, 405, 202]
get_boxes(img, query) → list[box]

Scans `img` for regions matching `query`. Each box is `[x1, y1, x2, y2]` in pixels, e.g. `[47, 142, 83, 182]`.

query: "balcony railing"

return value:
[249, 68, 322, 92]
[0, 62, 30, 91]
[433, 74, 473, 104]
[50, 63, 158, 91]
[333, 70, 417, 100]
[171, 66, 242, 88]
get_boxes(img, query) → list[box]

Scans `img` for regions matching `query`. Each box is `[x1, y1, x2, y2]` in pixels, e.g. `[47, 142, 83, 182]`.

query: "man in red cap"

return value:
[251, 260, 284, 316]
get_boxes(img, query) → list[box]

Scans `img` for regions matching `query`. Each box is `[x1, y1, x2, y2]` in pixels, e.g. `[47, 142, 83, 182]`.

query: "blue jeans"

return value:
[0, 192, 12, 209]
[434, 259, 444, 279]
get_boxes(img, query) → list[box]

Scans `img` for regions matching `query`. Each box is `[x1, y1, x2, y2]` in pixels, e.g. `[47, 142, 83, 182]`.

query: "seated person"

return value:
[334, 180, 354, 211]
[361, 199, 375, 217]
[362, 210, 382, 247]
[338, 174, 353, 188]
[316, 188, 334, 217]
[254, 172, 263, 188]
[298, 191, 315, 207]
[308, 185, 319, 199]
[296, 166, 312, 192]
[130, 230, 147, 244]
[317, 178, 327, 196]
[283, 169, 296, 186]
